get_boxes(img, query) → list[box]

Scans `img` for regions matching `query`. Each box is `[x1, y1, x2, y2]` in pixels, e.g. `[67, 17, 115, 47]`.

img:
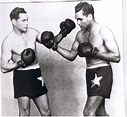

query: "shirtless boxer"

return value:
[41, 2, 120, 116]
[1, 7, 54, 116]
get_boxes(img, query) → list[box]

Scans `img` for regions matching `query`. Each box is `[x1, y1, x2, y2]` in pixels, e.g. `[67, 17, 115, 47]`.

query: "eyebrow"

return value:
[22, 17, 29, 20]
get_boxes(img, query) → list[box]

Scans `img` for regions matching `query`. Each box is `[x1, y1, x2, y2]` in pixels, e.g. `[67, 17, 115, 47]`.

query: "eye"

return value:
[23, 19, 28, 22]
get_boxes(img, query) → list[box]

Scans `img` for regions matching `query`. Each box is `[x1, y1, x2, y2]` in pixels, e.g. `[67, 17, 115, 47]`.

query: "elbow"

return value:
[116, 57, 120, 63]
[1, 63, 8, 73]
[69, 58, 75, 61]
[68, 56, 76, 61]
[114, 55, 120, 63]
[1, 68, 9, 74]
[67, 57, 74, 61]
[1, 69, 7, 73]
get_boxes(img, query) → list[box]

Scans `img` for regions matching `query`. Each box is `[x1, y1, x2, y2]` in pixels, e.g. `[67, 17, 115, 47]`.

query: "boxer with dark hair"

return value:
[1, 6, 76, 116]
[41, 2, 120, 116]
[1, 7, 52, 116]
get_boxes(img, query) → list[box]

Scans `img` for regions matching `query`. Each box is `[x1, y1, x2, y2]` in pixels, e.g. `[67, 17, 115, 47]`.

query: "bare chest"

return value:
[11, 36, 36, 55]
[89, 32, 103, 48]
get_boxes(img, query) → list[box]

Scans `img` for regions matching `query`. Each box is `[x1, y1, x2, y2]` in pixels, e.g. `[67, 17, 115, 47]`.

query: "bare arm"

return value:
[37, 32, 64, 45]
[36, 30, 78, 60]
[37, 18, 76, 44]
[56, 39, 79, 61]
[54, 34, 64, 44]
[55, 30, 88, 61]
[96, 28, 120, 63]
[1, 40, 19, 73]
[54, 18, 76, 44]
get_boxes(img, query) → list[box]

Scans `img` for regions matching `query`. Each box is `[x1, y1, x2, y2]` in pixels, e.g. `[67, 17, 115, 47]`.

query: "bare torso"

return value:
[77, 24, 110, 68]
[5, 27, 39, 69]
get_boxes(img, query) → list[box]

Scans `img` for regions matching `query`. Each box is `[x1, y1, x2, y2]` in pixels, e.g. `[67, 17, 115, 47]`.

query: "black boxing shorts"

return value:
[86, 66, 113, 98]
[13, 68, 48, 99]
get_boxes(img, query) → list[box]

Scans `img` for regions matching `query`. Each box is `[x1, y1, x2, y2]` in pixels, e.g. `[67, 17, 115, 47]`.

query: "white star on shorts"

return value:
[91, 74, 102, 88]
[37, 76, 44, 86]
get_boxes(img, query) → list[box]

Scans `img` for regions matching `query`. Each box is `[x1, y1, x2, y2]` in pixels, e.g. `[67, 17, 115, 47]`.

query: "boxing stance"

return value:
[41, 2, 120, 116]
[1, 7, 53, 116]
[40, 18, 76, 50]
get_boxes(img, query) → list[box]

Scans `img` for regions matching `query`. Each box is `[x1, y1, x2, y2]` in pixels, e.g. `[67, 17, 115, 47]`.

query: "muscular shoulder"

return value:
[27, 27, 39, 36]
[99, 26, 113, 34]
[76, 30, 89, 43]
[2, 34, 13, 51]
[2, 32, 14, 45]
[99, 26, 115, 41]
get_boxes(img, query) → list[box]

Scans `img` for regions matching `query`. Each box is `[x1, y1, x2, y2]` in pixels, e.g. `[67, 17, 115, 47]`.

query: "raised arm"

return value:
[54, 18, 76, 44]
[96, 27, 120, 63]
[36, 18, 76, 45]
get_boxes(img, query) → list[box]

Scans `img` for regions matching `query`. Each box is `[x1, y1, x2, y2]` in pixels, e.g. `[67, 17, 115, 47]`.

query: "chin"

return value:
[23, 29, 27, 32]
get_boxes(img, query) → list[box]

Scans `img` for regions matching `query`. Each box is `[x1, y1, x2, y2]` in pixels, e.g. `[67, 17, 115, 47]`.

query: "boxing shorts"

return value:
[86, 65, 113, 98]
[13, 68, 48, 99]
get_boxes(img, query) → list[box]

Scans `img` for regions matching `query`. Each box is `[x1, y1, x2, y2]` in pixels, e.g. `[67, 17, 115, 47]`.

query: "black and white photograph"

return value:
[0, 0, 125, 116]
[123, 0, 127, 116]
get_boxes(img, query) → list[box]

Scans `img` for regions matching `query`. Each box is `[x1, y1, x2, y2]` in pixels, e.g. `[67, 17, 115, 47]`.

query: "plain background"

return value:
[0, 0, 125, 116]
[123, 0, 127, 115]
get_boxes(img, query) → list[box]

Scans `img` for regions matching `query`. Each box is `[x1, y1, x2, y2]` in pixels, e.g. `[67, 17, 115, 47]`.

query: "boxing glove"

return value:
[60, 21, 66, 32]
[59, 18, 76, 38]
[78, 42, 99, 58]
[17, 48, 35, 68]
[41, 31, 58, 51]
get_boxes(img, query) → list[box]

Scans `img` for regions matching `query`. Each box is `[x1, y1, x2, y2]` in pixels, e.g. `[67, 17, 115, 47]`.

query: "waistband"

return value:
[17, 63, 40, 70]
[86, 63, 110, 69]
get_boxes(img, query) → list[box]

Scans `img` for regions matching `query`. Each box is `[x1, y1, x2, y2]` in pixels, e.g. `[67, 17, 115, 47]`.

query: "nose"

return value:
[25, 21, 28, 25]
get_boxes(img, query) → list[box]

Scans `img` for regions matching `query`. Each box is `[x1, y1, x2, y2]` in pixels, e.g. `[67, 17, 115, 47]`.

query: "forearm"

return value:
[96, 51, 120, 63]
[56, 46, 77, 61]
[54, 18, 76, 44]
[54, 34, 63, 44]
[1, 62, 19, 73]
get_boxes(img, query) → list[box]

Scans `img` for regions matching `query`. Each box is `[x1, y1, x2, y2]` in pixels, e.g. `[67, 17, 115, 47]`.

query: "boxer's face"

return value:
[13, 13, 29, 32]
[75, 9, 90, 30]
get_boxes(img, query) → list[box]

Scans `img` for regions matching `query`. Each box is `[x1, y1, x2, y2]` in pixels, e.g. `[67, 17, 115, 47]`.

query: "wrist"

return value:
[59, 31, 67, 38]
[52, 43, 58, 51]
[92, 47, 99, 57]
[17, 60, 26, 68]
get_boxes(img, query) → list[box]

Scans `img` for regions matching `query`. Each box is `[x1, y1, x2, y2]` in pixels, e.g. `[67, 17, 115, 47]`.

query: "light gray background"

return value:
[0, 0, 124, 116]
[123, 0, 127, 115]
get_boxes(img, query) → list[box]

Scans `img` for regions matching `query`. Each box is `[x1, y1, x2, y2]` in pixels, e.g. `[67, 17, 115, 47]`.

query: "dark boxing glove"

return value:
[78, 42, 99, 58]
[59, 18, 76, 38]
[41, 31, 58, 51]
[17, 48, 35, 68]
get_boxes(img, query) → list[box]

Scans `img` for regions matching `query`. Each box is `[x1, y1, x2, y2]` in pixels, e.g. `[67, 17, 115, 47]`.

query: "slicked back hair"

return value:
[75, 2, 95, 19]
[10, 7, 27, 20]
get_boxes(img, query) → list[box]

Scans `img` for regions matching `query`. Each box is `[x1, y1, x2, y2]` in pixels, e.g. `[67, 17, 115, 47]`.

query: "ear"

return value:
[12, 19, 16, 25]
[88, 14, 93, 21]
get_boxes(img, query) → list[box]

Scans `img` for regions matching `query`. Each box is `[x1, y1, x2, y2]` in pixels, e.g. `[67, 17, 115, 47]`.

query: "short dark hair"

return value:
[75, 2, 94, 19]
[9, 7, 27, 20]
